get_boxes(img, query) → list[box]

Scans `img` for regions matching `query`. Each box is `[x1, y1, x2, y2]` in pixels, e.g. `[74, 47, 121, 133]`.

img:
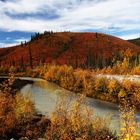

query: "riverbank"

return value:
[0, 77, 117, 140]
[0, 77, 34, 90]
[19, 77, 140, 138]
[7, 114, 51, 140]
[1, 72, 140, 106]
[43, 65, 140, 107]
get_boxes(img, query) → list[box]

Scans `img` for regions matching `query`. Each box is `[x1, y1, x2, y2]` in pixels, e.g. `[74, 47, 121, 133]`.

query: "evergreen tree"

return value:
[20, 56, 24, 67]
[21, 41, 23, 47]
[12, 60, 15, 66]
[86, 48, 95, 68]
[28, 46, 33, 68]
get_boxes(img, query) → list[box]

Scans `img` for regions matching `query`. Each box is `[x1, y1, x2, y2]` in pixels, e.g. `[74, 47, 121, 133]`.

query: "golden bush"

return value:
[0, 93, 16, 135]
[131, 65, 140, 75]
[59, 65, 75, 90]
[44, 64, 60, 82]
[122, 80, 133, 92]
[14, 93, 35, 119]
[45, 95, 116, 140]
[0, 76, 35, 138]
[108, 79, 120, 95]
[94, 77, 108, 94]
[119, 99, 138, 140]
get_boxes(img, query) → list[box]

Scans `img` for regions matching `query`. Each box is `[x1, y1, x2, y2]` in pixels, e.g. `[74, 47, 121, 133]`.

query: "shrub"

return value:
[14, 93, 35, 119]
[0, 93, 16, 136]
[94, 77, 108, 94]
[131, 64, 140, 75]
[45, 95, 117, 140]
[108, 79, 121, 100]
[119, 98, 138, 140]
[0, 75, 36, 139]
[73, 69, 85, 92]
[45, 64, 60, 83]
[59, 65, 75, 90]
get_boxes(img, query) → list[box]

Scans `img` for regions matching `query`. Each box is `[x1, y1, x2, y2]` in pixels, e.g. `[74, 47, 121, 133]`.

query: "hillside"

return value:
[0, 32, 140, 68]
[128, 38, 140, 47]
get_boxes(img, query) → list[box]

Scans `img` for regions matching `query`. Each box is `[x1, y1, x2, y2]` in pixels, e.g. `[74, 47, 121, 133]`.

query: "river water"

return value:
[1, 76, 140, 133]
[20, 78, 121, 133]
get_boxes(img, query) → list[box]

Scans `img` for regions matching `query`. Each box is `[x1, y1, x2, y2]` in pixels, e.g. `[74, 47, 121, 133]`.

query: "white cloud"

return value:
[0, 0, 50, 14]
[120, 33, 140, 40]
[14, 37, 30, 43]
[0, 0, 140, 39]
[0, 37, 29, 47]
[0, 42, 17, 47]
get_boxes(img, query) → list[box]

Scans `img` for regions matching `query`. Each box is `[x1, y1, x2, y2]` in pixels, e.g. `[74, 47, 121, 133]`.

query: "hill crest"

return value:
[0, 32, 140, 68]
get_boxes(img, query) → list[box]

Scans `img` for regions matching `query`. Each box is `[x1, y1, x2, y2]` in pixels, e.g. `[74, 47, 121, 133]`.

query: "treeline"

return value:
[43, 64, 140, 105]
[1, 30, 140, 71]
[30, 31, 54, 42]
[84, 48, 140, 69]
[1, 30, 140, 69]
[1, 48, 140, 72]
[0, 49, 140, 77]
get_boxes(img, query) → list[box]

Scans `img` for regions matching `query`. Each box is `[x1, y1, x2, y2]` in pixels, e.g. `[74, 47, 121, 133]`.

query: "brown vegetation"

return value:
[43, 63, 140, 106]
[0, 75, 50, 139]
[0, 32, 140, 68]
[0, 75, 116, 139]
[45, 95, 116, 140]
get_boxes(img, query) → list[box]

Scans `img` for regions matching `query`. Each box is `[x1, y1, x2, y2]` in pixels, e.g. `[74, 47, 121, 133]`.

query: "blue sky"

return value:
[0, 0, 140, 47]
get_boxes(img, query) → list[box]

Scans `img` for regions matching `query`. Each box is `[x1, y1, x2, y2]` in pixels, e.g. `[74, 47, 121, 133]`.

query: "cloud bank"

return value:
[0, 0, 140, 47]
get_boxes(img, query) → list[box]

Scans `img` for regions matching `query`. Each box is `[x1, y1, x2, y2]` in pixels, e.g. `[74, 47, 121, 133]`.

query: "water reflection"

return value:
[21, 79, 121, 132]
[19, 78, 140, 133]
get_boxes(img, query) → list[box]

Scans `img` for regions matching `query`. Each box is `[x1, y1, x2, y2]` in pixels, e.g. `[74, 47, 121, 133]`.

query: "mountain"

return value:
[0, 32, 140, 68]
[128, 38, 140, 47]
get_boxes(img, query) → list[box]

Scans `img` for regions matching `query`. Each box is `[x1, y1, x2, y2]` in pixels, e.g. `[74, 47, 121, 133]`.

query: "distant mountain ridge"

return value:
[128, 37, 140, 47]
[0, 32, 140, 68]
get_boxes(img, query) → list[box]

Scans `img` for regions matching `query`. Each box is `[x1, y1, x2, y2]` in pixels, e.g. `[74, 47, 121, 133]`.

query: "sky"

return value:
[0, 0, 140, 47]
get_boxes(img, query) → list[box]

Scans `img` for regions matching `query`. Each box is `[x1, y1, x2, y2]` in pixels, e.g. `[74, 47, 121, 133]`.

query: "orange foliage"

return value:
[0, 32, 139, 68]
[0, 76, 35, 138]
[44, 64, 140, 105]
[0, 93, 15, 135]
[131, 64, 140, 75]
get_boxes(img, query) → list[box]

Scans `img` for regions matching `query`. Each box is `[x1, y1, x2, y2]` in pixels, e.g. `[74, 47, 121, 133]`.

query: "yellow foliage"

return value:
[0, 76, 36, 137]
[104, 66, 113, 74]
[45, 64, 60, 82]
[108, 79, 119, 94]
[119, 99, 138, 140]
[14, 93, 35, 119]
[94, 77, 108, 93]
[131, 64, 140, 75]
[59, 65, 75, 89]
[0, 93, 15, 134]
[46, 95, 116, 139]
[118, 89, 126, 98]
[122, 80, 133, 91]
[121, 49, 133, 59]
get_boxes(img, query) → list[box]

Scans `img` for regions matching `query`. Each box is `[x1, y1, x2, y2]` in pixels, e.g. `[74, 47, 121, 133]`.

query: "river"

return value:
[1, 76, 140, 133]
[19, 77, 140, 133]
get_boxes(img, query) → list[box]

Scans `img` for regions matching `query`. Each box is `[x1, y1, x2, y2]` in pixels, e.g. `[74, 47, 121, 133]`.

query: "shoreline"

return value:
[0, 75, 140, 107]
